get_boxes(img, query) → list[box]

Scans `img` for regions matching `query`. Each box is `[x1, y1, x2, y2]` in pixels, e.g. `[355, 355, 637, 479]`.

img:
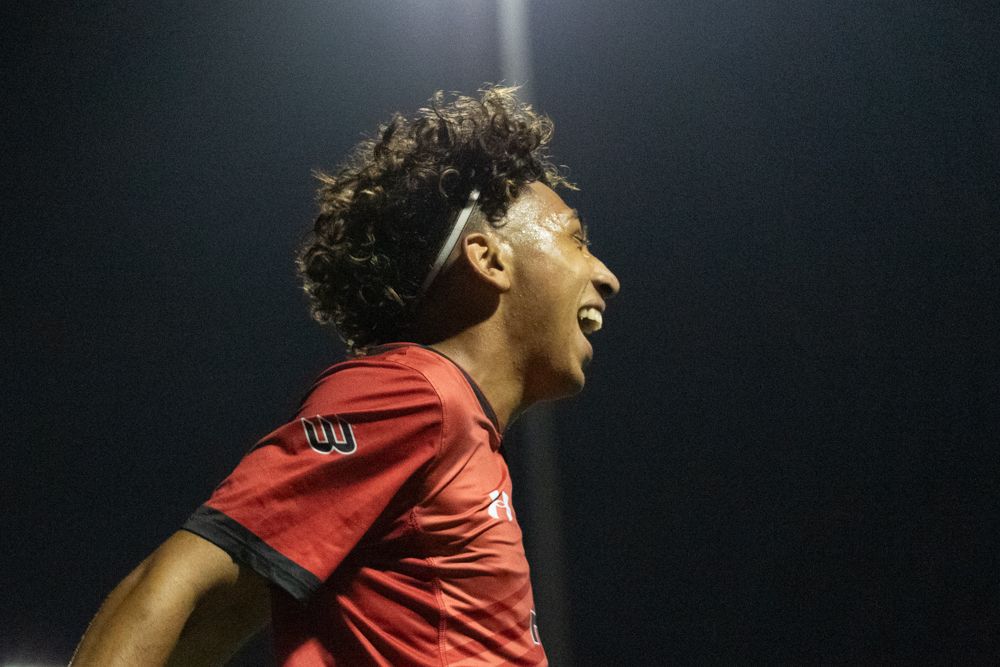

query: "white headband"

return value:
[417, 188, 481, 299]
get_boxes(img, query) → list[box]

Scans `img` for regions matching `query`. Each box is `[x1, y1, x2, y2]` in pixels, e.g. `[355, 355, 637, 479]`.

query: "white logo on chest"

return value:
[487, 490, 513, 521]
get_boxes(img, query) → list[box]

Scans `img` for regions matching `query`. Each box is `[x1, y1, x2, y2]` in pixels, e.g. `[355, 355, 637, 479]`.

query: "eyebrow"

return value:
[573, 209, 590, 241]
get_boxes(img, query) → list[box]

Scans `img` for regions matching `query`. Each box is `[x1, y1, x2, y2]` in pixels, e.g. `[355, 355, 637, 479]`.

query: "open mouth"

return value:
[577, 306, 603, 335]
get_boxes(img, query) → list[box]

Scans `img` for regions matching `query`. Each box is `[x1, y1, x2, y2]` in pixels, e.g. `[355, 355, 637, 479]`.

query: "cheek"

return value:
[509, 246, 580, 320]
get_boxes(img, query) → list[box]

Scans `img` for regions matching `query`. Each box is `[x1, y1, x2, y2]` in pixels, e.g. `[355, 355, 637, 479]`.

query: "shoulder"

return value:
[299, 345, 451, 417]
[295, 344, 499, 448]
[311, 344, 472, 400]
[366, 345, 497, 425]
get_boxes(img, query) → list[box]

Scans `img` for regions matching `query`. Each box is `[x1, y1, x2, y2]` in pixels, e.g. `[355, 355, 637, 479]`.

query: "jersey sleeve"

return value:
[182, 359, 442, 602]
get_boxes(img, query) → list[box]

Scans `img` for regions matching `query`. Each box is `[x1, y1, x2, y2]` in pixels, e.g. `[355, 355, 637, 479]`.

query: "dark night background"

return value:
[3, 1, 999, 665]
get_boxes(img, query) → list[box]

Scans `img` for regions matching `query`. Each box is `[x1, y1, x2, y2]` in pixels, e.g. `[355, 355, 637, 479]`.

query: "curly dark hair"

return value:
[297, 86, 571, 355]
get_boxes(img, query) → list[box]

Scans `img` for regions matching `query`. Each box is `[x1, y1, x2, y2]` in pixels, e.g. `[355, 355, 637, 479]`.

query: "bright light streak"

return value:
[497, 0, 534, 103]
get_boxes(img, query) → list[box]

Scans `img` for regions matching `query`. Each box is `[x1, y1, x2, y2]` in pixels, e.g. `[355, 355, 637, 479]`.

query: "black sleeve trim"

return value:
[182, 505, 321, 603]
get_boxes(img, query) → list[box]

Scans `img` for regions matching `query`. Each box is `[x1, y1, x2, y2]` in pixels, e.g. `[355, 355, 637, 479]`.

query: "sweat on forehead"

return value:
[494, 182, 581, 239]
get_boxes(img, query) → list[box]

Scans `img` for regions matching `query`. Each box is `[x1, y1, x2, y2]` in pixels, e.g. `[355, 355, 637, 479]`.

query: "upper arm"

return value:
[71, 530, 270, 667]
[166, 531, 271, 666]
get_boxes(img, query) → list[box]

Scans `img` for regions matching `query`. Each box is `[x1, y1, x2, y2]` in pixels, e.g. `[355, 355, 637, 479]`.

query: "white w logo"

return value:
[300, 414, 357, 455]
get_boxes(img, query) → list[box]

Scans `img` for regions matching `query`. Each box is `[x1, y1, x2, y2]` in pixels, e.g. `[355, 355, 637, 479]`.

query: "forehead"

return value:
[506, 181, 581, 235]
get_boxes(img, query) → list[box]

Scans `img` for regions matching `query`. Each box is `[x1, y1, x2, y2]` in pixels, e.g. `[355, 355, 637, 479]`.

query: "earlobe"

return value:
[463, 233, 511, 292]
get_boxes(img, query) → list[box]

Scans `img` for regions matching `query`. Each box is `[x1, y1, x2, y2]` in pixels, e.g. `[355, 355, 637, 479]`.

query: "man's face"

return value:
[501, 182, 620, 402]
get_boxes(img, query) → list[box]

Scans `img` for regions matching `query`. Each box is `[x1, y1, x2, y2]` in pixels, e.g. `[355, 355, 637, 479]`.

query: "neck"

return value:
[428, 325, 528, 433]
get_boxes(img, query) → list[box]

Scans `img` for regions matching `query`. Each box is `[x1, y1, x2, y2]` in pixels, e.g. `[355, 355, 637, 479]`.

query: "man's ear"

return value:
[461, 232, 511, 292]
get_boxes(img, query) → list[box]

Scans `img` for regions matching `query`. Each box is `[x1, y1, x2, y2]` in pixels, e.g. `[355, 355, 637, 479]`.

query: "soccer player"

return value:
[70, 87, 619, 667]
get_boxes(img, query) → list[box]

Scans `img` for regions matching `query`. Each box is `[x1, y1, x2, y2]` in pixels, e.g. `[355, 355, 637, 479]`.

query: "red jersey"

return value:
[183, 344, 546, 666]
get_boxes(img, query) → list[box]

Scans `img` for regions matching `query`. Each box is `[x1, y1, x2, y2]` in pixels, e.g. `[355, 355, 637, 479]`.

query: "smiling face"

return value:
[500, 182, 620, 403]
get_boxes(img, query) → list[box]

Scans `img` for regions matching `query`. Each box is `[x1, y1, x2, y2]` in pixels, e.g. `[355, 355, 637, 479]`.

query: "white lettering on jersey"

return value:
[488, 490, 512, 521]
[300, 414, 357, 455]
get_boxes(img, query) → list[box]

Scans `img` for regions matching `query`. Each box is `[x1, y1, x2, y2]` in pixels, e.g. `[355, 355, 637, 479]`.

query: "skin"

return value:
[70, 181, 619, 666]
[70, 531, 270, 667]
[429, 181, 620, 428]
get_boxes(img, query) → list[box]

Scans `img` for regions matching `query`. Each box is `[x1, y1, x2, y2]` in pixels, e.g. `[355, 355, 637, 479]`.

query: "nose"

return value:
[592, 255, 620, 300]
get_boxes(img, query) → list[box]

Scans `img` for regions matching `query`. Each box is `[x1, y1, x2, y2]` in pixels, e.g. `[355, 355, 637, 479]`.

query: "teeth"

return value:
[577, 307, 603, 334]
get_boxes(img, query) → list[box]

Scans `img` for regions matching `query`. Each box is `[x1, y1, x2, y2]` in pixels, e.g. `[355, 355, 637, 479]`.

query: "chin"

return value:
[526, 348, 590, 403]
[563, 354, 591, 395]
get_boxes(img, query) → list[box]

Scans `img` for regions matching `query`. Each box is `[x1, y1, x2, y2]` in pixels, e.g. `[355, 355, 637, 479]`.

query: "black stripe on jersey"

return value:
[182, 505, 321, 603]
